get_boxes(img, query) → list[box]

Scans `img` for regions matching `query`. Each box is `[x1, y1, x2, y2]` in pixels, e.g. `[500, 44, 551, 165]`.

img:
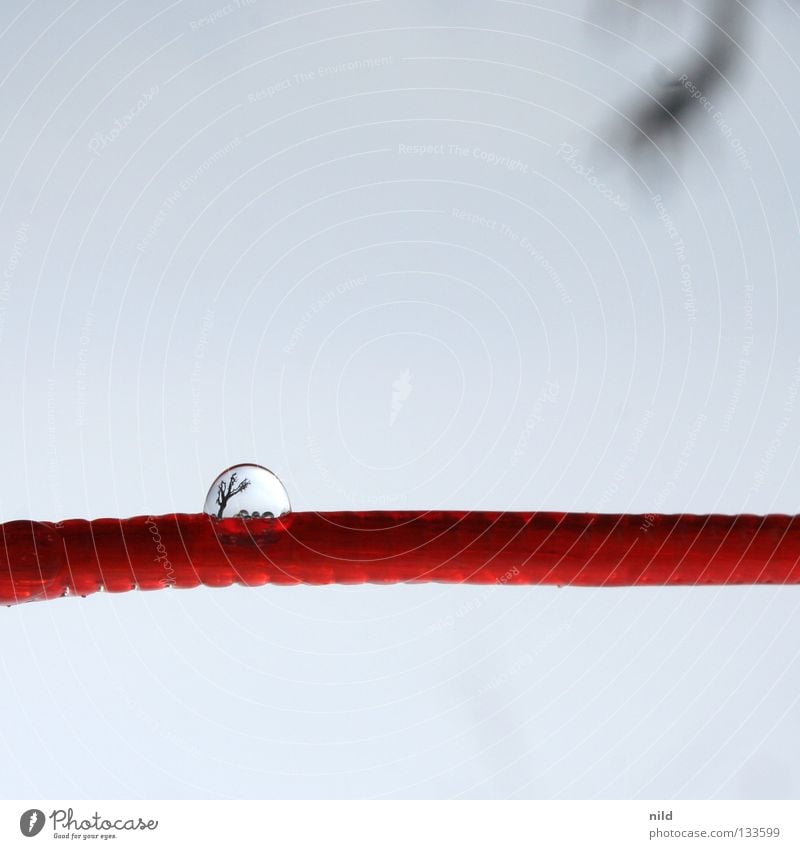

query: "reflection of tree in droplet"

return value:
[215, 472, 251, 519]
[203, 463, 291, 520]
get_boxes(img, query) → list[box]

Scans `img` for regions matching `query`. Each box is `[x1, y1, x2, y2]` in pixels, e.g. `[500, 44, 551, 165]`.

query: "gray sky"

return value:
[1, 0, 799, 799]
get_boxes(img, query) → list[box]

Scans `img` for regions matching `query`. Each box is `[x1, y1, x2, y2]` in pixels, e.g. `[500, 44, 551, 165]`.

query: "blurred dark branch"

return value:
[613, 0, 751, 160]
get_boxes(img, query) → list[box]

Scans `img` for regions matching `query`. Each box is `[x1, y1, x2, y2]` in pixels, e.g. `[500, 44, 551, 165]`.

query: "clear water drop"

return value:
[203, 463, 291, 520]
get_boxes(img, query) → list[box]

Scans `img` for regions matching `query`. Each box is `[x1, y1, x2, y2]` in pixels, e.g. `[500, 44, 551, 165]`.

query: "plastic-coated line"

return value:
[2, 510, 799, 605]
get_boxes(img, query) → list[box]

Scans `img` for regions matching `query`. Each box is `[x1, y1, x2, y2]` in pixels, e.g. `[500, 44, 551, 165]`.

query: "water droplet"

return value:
[203, 464, 291, 520]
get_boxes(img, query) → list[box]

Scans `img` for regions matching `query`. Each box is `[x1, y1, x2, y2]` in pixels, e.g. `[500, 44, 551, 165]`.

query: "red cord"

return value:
[2, 511, 799, 605]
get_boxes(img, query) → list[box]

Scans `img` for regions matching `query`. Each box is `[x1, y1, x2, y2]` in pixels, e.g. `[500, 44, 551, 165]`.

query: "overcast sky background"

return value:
[1, 0, 800, 800]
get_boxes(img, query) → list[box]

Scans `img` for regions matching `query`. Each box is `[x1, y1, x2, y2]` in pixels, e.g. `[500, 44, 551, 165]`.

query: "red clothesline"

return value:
[2, 510, 799, 605]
